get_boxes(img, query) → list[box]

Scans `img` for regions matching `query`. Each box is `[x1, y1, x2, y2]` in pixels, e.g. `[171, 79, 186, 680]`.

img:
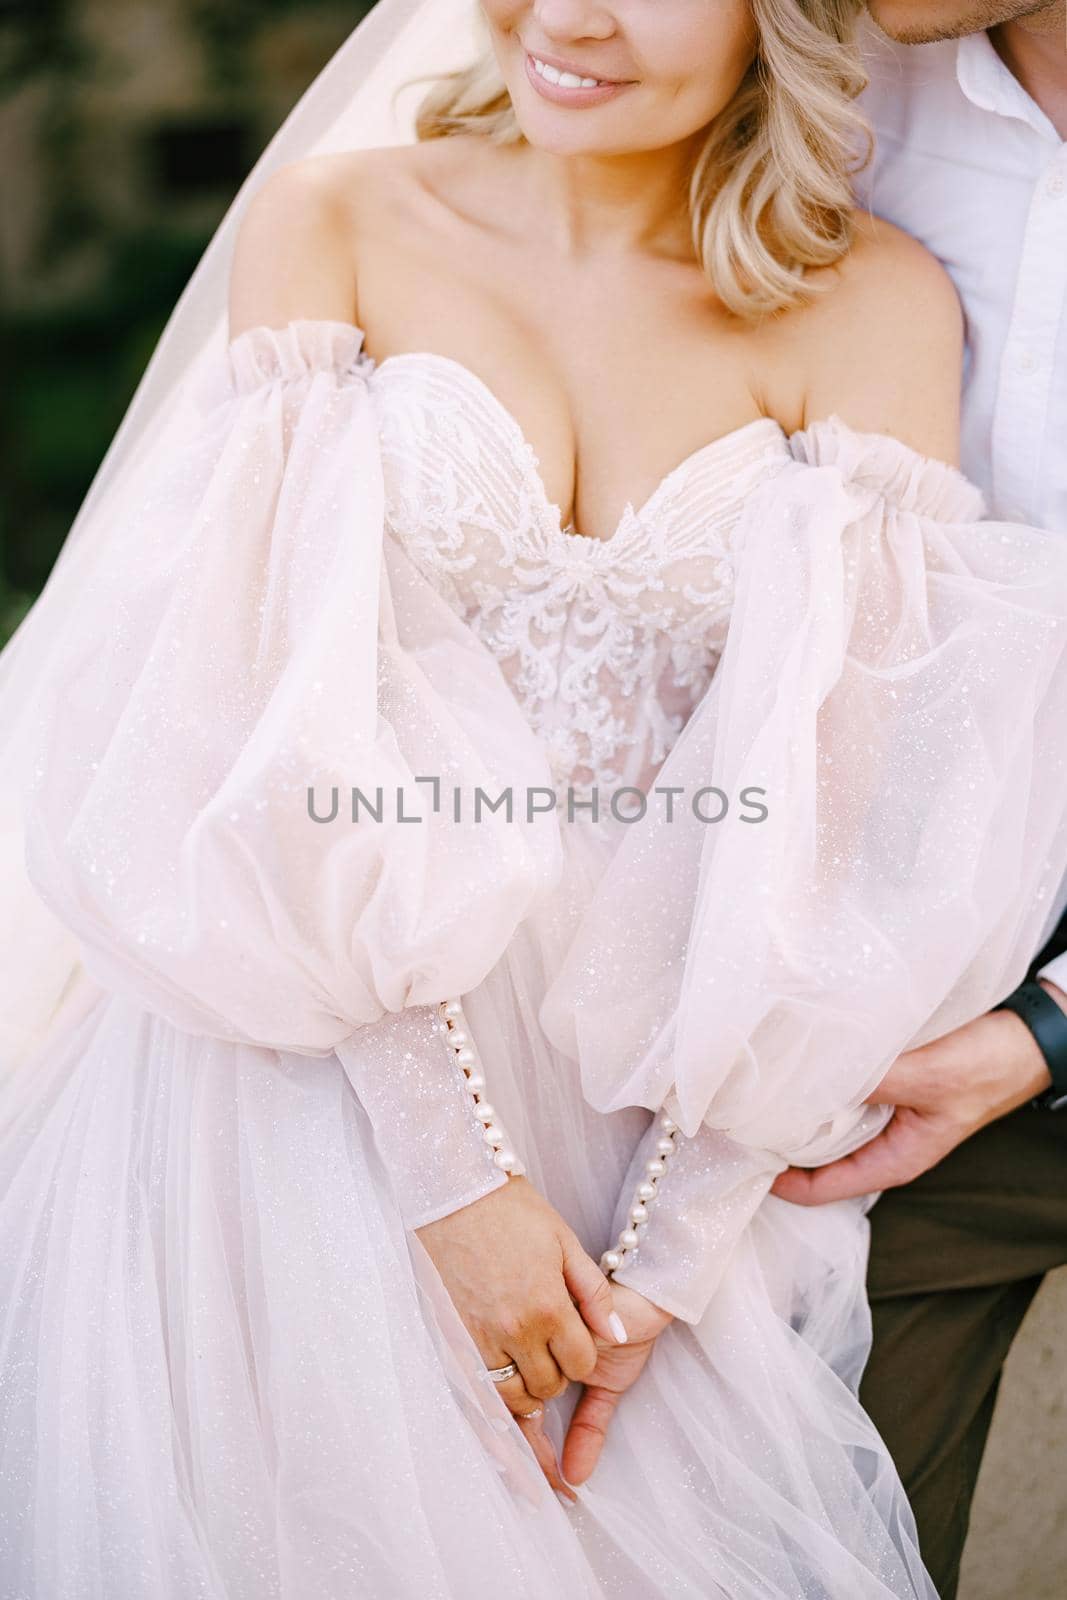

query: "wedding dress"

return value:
[3, 313, 1067, 1600]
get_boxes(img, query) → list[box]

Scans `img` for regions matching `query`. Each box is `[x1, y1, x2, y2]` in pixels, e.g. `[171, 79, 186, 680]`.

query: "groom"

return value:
[771, 6, 1067, 1598]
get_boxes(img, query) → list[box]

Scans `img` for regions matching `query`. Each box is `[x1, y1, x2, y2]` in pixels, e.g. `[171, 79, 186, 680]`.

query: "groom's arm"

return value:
[771, 977, 1066, 1206]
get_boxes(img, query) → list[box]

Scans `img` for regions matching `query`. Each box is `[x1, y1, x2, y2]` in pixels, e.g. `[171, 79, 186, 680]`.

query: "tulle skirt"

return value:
[0, 824, 932, 1600]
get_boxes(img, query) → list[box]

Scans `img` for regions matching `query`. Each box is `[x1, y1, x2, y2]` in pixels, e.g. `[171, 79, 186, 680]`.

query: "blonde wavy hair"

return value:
[411, 1, 872, 320]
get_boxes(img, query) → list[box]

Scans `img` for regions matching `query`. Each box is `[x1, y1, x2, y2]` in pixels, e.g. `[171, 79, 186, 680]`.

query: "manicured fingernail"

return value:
[608, 1312, 628, 1344]
[555, 1490, 577, 1509]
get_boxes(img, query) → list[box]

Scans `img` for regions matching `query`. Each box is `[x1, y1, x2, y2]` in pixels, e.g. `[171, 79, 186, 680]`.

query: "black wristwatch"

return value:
[992, 981, 1067, 1112]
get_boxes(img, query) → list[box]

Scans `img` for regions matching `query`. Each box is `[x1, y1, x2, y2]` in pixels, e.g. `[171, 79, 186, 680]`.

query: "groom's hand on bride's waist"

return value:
[770, 980, 1067, 1207]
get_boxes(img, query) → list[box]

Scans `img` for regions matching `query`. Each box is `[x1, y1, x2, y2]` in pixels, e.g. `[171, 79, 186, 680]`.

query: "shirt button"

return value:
[1047, 171, 1065, 198]
[1017, 348, 1038, 374]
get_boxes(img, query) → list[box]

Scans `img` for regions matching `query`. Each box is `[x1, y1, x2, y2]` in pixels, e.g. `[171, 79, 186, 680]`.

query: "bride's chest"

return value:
[366, 352, 787, 653]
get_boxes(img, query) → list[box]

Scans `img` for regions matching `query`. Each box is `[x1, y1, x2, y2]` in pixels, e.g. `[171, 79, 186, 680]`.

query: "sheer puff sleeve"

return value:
[22, 319, 563, 1227]
[540, 416, 1067, 1321]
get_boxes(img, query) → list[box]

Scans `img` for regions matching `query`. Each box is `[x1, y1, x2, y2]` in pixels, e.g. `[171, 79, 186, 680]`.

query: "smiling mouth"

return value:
[527, 51, 628, 90]
[519, 42, 636, 108]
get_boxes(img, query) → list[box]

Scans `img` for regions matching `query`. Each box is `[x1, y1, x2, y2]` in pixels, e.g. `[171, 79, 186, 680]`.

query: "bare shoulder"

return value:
[775, 210, 965, 463]
[228, 153, 360, 339]
[825, 211, 964, 348]
[227, 146, 432, 340]
[227, 141, 485, 341]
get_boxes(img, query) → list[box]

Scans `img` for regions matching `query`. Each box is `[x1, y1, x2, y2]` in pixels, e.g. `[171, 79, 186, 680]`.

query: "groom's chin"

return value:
[866, 0, 1011, 45]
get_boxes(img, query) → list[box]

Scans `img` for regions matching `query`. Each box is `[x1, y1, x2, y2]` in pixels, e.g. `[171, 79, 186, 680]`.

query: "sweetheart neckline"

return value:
[368, 348, 789, 551]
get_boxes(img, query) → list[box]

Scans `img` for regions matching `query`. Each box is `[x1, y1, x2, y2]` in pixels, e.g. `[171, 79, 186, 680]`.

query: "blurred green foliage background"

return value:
[0, 0, 372, 645]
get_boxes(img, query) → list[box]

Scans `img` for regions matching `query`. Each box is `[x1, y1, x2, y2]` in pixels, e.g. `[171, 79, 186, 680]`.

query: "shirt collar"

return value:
[955, 31, 1061, 145]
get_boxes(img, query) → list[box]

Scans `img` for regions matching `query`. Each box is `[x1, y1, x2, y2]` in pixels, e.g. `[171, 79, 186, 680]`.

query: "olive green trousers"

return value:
[860, 919, 1067, 1599]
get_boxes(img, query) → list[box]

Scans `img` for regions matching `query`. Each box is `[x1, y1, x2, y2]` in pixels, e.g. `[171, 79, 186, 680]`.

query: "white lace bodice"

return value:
[366, 349, 792, 797]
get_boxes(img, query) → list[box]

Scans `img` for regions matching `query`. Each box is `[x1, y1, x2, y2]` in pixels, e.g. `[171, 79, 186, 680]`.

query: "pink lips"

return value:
[523, 49, 634, 108]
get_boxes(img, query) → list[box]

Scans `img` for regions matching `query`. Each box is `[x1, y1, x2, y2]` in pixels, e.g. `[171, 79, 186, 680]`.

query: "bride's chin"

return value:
[518, 130, 628, 157]
[506, 106, 644, 160]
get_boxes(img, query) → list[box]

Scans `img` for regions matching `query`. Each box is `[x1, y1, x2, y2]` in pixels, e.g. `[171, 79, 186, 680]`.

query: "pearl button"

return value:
[444, 994, 525, 1175]
[1047, 171, 1065, 198]
[1017, 348, 1038, 375]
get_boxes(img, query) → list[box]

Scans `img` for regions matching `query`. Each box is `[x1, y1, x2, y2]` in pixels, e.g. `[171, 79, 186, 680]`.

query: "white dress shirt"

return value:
[855, 23, 1067, 992]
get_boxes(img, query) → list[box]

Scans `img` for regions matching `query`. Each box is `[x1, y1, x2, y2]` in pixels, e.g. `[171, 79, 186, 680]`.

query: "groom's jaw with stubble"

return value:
[867, 1, 1066, 44]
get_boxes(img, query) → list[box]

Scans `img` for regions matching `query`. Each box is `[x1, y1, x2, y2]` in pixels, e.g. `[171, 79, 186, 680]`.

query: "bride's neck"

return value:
[515, 138, 701, 260]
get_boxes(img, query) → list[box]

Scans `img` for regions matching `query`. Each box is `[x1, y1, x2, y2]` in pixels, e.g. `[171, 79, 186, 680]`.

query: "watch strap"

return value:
[992, 981, 1067, 1112]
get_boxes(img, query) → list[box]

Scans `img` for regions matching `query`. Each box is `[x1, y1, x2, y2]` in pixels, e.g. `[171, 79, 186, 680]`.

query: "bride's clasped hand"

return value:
[558, 1284, 675, 1490]
[417, 1174, 673, 1495]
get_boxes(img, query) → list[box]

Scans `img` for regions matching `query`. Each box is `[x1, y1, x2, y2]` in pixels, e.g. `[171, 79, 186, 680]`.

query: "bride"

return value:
[3, 2, 1067, 1596]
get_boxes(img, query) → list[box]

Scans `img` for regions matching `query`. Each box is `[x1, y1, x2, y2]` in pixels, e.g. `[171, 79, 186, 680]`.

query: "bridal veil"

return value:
[0, 0, 481, 1081]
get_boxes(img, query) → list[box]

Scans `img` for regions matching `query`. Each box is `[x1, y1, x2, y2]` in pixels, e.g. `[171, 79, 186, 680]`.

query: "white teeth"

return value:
[532, 56, 605, 89]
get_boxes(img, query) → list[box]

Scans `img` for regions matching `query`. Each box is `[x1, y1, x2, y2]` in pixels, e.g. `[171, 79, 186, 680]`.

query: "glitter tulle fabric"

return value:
[3, 318, 1067, 1599]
